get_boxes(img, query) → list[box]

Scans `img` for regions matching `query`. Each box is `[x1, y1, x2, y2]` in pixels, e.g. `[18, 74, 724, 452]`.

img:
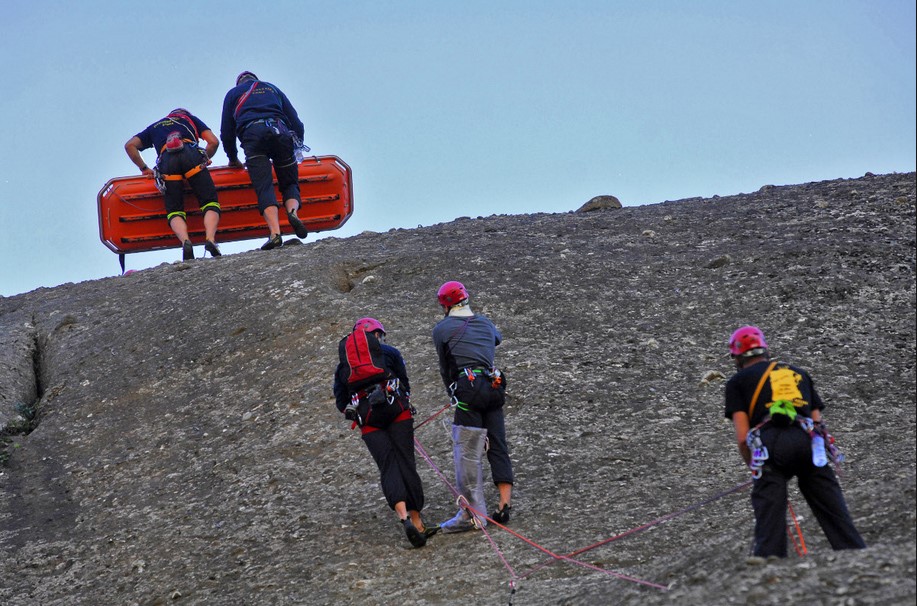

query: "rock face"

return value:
[577, 194, 622, 212]
[1, 172, 915, 606]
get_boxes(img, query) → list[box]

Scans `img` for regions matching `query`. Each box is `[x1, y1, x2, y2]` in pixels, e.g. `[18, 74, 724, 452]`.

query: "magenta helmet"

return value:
[437, 281, 469, 307]
[354, 317, 386, 335]
[729, 326, 768, 357]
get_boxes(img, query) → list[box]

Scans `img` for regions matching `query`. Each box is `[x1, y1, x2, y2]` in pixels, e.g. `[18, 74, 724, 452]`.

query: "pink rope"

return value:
[412, 436, 669, 591]
[520, 480, 752, 579]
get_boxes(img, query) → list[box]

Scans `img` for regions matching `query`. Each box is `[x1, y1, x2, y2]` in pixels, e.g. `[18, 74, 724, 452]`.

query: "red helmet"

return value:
[729, 326, 768, 357]
[437, 281, 468, 307]
[353, 317, 385, 335]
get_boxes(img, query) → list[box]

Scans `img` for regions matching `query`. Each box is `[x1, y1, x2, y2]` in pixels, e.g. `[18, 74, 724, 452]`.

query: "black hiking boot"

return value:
[403, 519, 426, 548]
[204, 240, 221, 257]
[261, 233, 283, 251]
[182, 240, 194, 261]
[286, 209, 309, 239]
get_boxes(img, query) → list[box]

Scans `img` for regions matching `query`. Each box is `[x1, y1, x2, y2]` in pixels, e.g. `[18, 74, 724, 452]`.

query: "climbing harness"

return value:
[345, 378, 401, 428]
[448, 366, 504, 411]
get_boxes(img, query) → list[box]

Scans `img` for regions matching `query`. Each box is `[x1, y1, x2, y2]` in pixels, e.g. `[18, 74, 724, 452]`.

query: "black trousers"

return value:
[752, 425, 866, 557]
[452, 375, 514, 486]
[238, 120, 300, 213]
[362, 418, 424, 512]
[157, 145, 218, 217]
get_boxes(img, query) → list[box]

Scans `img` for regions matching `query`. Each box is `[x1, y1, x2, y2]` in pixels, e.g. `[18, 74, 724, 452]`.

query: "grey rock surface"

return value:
[1, 171, 915, 605]
[577, 194, 622, 212]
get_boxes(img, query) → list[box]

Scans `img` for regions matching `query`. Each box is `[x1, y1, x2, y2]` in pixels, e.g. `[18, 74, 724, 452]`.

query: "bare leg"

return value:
[497, 482, 512, 509]
[169, 216, 190, 243]
[263, 205, 281, 235]
[203, 210, 220, 243]
[394, 501, 408, 522]
[284, 198, 300, 214]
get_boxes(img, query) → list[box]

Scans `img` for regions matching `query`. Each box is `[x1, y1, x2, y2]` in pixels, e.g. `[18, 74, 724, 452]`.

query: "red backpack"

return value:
[338, 329, 391, 392]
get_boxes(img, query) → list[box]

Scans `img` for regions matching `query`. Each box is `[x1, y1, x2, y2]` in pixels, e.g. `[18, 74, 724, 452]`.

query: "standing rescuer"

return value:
[332, 317, 438, 548]
[220, 70, 309, 251]
[124, 108, 222, 260]
[723, 325, 866, 557]
[432, 281, 514, 533]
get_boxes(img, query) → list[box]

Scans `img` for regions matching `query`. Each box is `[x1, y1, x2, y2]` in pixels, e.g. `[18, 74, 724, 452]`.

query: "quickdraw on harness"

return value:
[746, 427, 769, 479]
[448, 366, 503, 411]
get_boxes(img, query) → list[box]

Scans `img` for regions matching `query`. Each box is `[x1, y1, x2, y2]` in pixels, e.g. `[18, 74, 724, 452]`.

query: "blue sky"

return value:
[1, 1, 914, 297]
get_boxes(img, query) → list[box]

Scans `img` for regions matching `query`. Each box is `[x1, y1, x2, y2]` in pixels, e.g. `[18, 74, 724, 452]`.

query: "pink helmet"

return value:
[354, 317, 386, 335]
[729, 326, 768, 357]
[437, 281, 469, 307]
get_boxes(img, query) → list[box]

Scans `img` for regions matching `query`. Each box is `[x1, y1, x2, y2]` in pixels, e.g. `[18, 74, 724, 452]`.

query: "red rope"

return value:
[787, 499, 808, 556]
[412, 436, 669, 591]
[520, 480, 753, 579]
[414, 401, 452, 430]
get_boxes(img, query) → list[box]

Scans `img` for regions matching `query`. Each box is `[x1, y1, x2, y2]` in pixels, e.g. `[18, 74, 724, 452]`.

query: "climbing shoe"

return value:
[204, 240, 221, 257]
[492, 504, 511, 525]
[422, 524, 441, 539]
[182, 240, 194, 261]
[286, 209, 309, 239]
[261, 233, 283, 251]
[403, 519, 426, 548]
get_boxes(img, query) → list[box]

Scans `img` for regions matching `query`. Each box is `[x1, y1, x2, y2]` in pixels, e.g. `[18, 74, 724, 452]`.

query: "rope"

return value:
[412, 436, 669, 592]
[414, 401, 452, 430]
[787, 499, 808, 556]
[519, 479, 753, 580]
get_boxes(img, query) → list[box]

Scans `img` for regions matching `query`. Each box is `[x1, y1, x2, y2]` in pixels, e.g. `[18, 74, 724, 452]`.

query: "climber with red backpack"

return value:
[723, 325, 866, 557]
[332, 317, 439, 548]
[124, 108, 222, 260]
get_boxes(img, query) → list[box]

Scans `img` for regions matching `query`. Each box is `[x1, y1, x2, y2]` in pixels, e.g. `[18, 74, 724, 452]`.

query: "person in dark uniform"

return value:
[724, 325, 866, 557]
[432, 281, 514, 533]
[220, 71, 309, 250]
[125, 108, 222, 260]
[332, 317, 438, 548]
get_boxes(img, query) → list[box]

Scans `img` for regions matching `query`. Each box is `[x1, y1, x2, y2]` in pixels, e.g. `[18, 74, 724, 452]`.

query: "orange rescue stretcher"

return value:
[97, 155, 353, 270]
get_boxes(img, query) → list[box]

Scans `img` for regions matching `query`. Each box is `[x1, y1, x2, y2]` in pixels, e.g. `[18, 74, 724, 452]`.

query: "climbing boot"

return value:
[491, 504, 511, 525]
[422, 524, 441, 539]
[182, 240, 194, 261]
[287, 209, 309, 239]
[204, 240, 221, 257]
[403, 519, 426, 548]
[261, 233, 283, 251]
